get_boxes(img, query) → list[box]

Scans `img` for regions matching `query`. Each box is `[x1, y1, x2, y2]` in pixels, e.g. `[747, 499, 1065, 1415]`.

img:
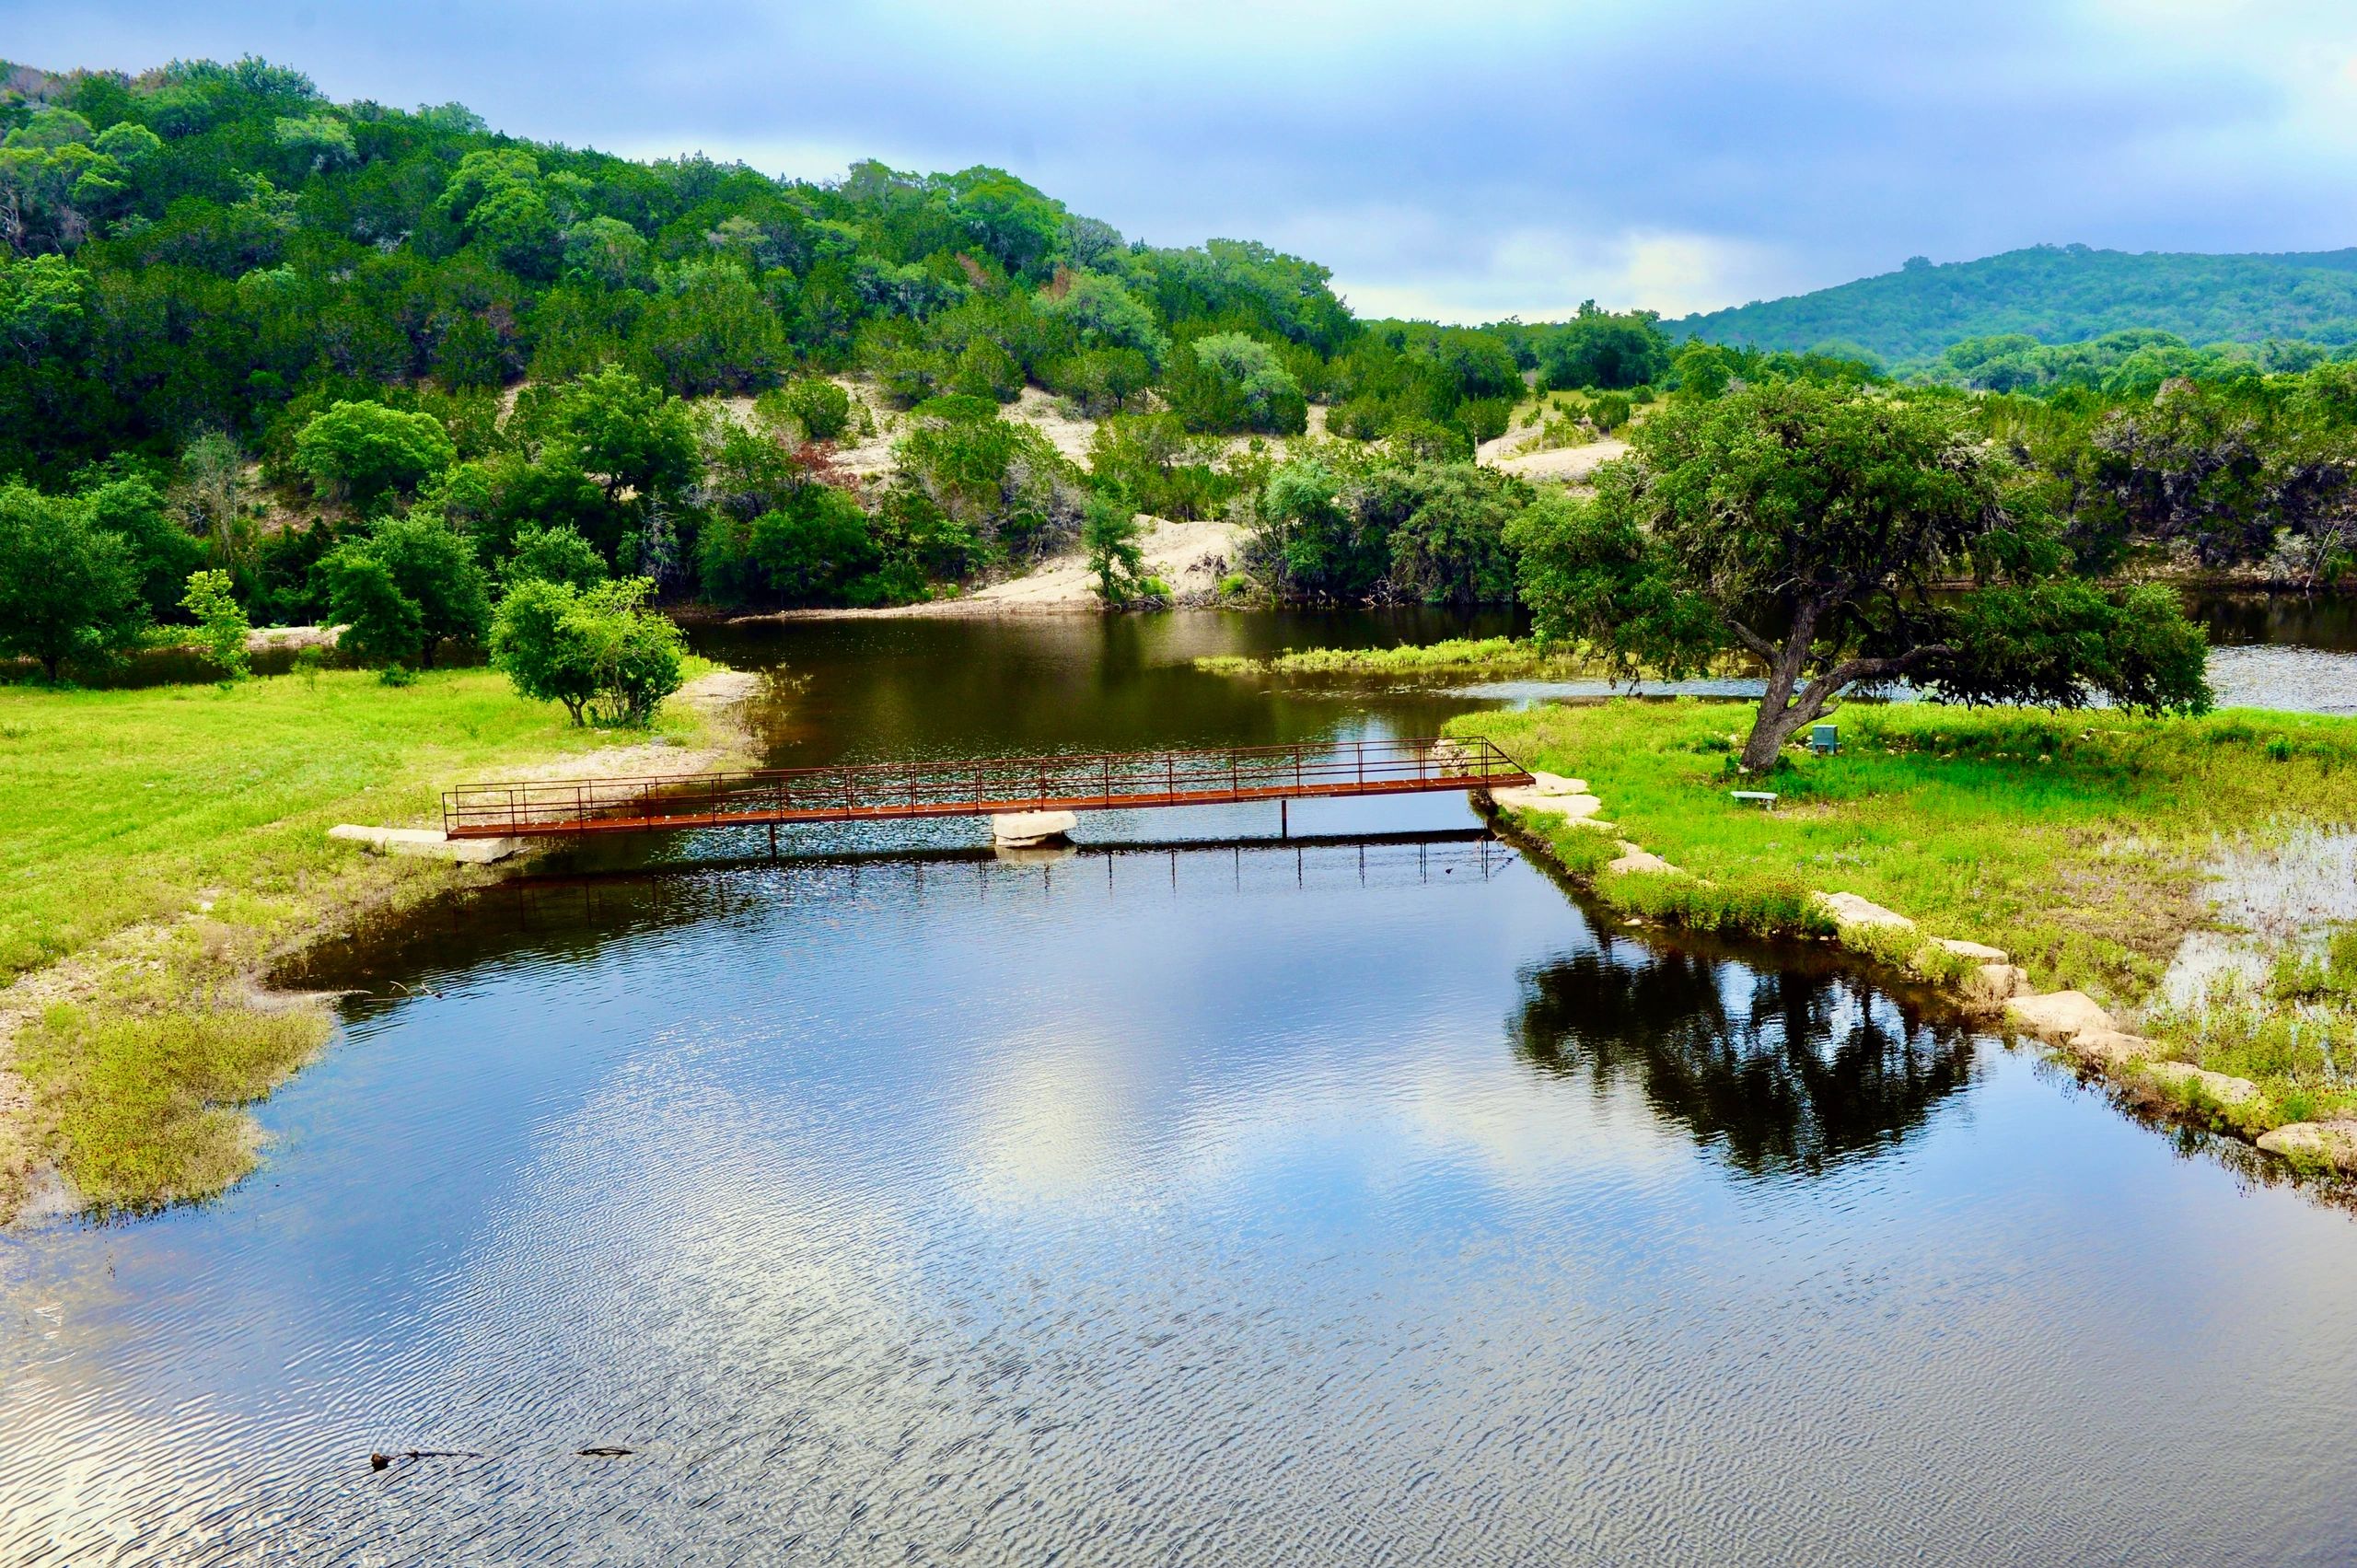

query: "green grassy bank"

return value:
[1, 664, 736, 1219]
[1195, 638, 1745, 683]
[1450, 699, 2357, 1134]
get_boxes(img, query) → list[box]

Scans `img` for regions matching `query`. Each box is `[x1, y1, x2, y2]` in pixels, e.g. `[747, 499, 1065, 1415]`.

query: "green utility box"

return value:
[1809, 723, 1839, 755]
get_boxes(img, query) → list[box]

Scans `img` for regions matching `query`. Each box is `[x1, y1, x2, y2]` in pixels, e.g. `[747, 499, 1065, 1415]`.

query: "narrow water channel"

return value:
[4, 609, 2355, 1565]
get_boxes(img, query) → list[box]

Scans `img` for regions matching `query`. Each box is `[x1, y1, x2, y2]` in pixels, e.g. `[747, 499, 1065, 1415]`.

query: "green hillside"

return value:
[1667, 244, 2357, 365]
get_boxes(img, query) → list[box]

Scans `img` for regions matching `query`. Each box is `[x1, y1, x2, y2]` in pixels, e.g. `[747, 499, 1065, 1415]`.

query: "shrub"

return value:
[320, 552, 424, 667]
[1046, 346, 1155, 416]
[748, 487, 878, 602]
[761, 378, 854, 441]
[1082, 492, 1146, 605]
[83, 475, 205, 623]
[491, 575, 686, 726]
[1041, 272, 1170, 369]
[949, 338, 1023, 402]
[1454, 397, 1513, 447]
[1587, 392, 1632, 434]
[1086, 412, 1234, 519]
[180, 569, 251, 680]
[1168, 331, 1307, 435]
[894, 402, 1085, 560]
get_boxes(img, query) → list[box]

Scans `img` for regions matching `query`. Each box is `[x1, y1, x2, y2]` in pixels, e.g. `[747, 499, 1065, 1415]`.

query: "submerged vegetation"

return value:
[1454, 699, 2357, 1132]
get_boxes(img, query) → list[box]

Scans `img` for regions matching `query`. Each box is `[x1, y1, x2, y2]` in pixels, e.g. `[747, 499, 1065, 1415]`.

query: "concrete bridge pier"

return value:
[991, 810, 1079, 848]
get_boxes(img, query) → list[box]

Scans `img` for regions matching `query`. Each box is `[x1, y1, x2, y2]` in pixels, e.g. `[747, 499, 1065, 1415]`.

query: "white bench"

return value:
[1730, 790, 1778, 810]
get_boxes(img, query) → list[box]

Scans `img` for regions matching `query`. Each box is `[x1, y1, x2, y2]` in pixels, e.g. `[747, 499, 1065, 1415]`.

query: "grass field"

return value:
[1452, 698, 2357, 1128]
[1, 664, 733, 1216]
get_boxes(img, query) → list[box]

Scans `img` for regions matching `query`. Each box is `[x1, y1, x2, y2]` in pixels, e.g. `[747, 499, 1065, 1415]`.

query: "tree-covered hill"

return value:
[1667, 244, 2357, 365]
[2, 52, 2351, 661]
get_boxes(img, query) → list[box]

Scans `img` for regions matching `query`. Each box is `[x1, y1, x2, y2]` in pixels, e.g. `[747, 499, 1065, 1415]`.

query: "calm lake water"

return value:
[5, 609, 2357, 1565]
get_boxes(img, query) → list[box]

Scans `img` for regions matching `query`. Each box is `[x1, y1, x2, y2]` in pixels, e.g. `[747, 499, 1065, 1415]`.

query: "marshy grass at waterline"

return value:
[1196, 637, 1749, 683]
[1451, 699, 2357, 1136]
[0, 659, 746, 1220]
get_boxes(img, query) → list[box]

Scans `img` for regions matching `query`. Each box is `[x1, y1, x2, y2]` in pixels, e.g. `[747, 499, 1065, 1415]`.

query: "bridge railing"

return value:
[443, 736, 1529, 838]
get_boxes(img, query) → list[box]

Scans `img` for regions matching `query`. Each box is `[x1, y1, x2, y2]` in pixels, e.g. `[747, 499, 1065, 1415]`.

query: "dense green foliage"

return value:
[1242, 444, 1535, 605]
[0, 54, 1550, 617]
[490, 574, 684, 726]
[318, 508, 489, 668]
[1511, 383, 2212, 768]
[3, 54, 2352, 634]
[1670, 244, 2357, 365]
[0, 480, 146, 678]
[179, 566, 250, 679]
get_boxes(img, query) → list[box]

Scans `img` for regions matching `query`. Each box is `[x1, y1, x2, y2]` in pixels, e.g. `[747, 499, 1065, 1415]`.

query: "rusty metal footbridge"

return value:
[443, 737, 1531, 840]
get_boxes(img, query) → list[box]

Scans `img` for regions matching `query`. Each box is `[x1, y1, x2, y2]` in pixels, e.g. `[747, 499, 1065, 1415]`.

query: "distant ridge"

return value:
[1665, 243, 2357, 365]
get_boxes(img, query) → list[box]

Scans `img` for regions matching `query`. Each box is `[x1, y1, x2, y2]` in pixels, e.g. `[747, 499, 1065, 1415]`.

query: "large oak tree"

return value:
[1509, 381, 2212, 772]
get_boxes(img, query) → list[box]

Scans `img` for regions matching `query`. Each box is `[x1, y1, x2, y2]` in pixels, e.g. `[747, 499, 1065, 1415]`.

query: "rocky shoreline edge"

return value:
[1481, 772, 2357, 1179]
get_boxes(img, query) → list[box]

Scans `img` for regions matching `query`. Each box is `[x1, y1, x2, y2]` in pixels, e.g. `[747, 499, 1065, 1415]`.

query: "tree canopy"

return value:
[1510, 382, 2212, 771]
[0, 480, 145, 679]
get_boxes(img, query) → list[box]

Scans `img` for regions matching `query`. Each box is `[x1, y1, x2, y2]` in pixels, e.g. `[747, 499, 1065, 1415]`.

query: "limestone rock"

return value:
[1933, 936, 2010, 963]
[2070, 1029, 2158, 1067]
[1527, 772, 1589, 796]
[1965, 963, 2031, 1005]
[1608, 841, 1678, 876]
[2256, 1121, 2357, 1171]
[2005, 990, 2115, 1041]
[1814, 891, 1915, 931]
[328, 824, 524, 865]
[991, 810, 1078, 847]
[1492, 787, 1606, 819]
[2141, 1060, 2263, 1108]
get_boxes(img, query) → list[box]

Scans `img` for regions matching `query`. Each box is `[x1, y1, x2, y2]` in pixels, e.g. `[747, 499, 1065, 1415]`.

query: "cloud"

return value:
[9, 0, 2357, 316]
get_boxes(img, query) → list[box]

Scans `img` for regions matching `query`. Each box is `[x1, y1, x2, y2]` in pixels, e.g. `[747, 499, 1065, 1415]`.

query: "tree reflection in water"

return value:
[1512, 942, 1981, 1178]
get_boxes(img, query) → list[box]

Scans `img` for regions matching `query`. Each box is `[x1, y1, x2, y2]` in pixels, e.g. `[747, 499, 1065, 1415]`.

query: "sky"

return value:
[7, 0, 2357, 322]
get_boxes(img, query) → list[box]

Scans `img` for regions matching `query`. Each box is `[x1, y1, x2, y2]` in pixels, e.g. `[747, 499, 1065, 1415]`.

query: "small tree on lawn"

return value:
[1509, 381, 2212, 773]
[492, 575, 685, 726]
[0, 482, 146, 680]
[180, 568, 251, 680]
[319, 511, 491, 669]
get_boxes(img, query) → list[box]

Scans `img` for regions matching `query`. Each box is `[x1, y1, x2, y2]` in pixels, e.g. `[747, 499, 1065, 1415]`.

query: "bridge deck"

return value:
[444, 737, 1531, 839]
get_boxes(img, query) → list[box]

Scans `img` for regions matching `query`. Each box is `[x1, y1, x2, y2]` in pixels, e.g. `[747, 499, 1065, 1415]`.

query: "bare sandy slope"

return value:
[811, 379, 1326, 482]
[1478, 415, 1631, 482]
[1488, 435, 1630, 482]
[756, 516, 1248, 619]
[957, 516, 1244, 610]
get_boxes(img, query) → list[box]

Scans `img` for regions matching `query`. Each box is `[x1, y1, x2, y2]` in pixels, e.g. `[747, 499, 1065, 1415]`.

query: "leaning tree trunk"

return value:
[1738, 630, 1947, 774]
[1739, 619, 1818, 773]
[1739, 697, 1816, 774]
